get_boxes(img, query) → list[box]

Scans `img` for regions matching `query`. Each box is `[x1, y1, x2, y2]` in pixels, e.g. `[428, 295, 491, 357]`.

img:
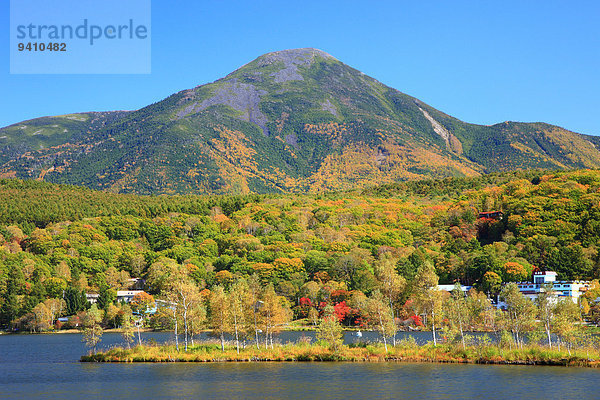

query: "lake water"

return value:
[1, 332, 598, 399]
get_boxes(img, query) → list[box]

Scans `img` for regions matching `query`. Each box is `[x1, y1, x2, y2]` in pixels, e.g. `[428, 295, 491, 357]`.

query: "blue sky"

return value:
[2, 0, 599, 135]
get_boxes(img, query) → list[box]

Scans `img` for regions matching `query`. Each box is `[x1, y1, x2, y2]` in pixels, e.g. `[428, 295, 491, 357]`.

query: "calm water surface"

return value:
[1, 332, 598, 399]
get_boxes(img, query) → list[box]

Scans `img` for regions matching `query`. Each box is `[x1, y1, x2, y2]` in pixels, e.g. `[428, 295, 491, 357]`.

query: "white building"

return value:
[85, 293, 99, 304]
[436, 284, 473, 294]
[116, 290, 145, 303]
[497, 270, 589, 308]
[86, 290, 145, 304]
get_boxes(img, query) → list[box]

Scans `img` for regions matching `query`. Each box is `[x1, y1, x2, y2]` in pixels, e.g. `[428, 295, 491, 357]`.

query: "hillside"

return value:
[2, 48, 600, 195]
[4, 169, 600, 328]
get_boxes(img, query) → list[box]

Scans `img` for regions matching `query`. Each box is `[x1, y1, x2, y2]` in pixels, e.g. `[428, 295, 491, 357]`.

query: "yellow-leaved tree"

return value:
[208, 285, 230, 351]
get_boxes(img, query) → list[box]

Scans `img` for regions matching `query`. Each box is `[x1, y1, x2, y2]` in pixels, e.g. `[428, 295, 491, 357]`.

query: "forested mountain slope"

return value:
[2, 49, 600, 195]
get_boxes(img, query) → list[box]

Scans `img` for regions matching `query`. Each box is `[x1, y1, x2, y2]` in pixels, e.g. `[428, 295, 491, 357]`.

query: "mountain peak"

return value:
[228, 48, 337, 84]
[257, 48, 336, 65]
[2, 48, 599, 195]
[223, 48, 337, 85]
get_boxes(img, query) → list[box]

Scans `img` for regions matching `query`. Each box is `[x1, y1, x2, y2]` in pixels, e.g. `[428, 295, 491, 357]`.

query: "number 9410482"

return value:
[18, 42, 66, 51]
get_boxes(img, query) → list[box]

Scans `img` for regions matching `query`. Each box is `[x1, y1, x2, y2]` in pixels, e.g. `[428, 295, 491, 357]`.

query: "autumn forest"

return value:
[2, 169, 600, 358]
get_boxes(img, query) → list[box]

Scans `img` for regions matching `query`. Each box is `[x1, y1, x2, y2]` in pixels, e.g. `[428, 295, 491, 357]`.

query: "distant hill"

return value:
[2, 48, 600, 195]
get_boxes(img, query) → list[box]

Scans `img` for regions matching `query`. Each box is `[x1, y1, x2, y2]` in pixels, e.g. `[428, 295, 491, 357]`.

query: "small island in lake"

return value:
[82, 340, 600, 367]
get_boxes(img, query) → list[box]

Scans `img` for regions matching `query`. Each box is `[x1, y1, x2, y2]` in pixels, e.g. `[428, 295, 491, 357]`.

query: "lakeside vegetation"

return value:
[82, 340, 600, 367]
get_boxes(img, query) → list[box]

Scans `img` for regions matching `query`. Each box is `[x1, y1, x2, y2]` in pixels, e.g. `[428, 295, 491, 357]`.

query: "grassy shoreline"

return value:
[81, 342, 600, 367]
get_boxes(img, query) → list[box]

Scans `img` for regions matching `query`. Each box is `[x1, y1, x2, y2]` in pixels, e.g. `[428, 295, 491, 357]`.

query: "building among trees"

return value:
[497, 270, 590, 308]
[86, 290, 146, 305]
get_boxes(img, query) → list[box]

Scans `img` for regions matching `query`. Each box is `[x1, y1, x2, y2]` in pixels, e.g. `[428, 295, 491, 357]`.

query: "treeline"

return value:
[363, 169, 557, 198]
[3, 170, 600, 333]
[0, 179, 265, 229]
[74, 266, 595, 357]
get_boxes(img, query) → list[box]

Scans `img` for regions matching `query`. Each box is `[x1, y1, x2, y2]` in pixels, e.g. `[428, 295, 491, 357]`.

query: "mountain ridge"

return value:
[2, 48, 599, 195]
